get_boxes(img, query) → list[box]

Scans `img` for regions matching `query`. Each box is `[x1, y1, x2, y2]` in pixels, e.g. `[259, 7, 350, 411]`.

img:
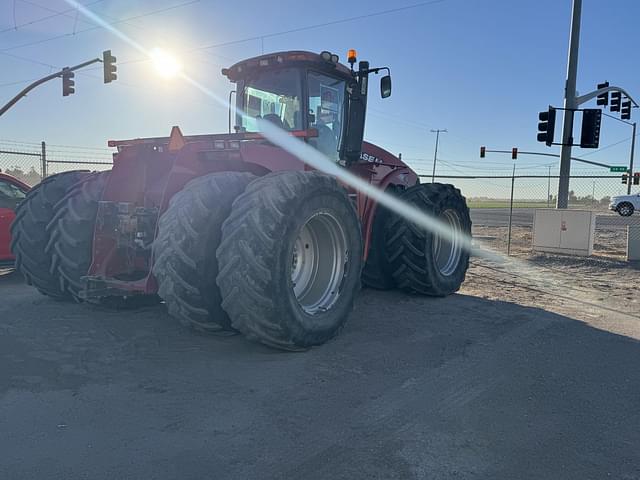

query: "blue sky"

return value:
[0, 0, 638, 180]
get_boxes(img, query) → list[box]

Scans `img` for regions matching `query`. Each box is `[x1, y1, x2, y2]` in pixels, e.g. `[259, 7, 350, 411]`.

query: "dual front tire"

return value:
[154, 171, 363, 350]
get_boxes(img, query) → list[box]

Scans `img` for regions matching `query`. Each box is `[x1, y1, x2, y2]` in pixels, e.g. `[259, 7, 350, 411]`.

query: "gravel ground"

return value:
[1, 259, 640, 480]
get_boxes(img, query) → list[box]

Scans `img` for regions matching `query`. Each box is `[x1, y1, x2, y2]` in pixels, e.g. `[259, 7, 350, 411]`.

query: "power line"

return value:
[14, 0, 98, 32]
[574, 135, 636, 158]
[0, 50, 59, 69]
[2, 0, 452, 89]
[79, 0, 453, 74]
[0, 0, 200, 54]
[0, 0, 106, 35]
[188, 0, 449, 53]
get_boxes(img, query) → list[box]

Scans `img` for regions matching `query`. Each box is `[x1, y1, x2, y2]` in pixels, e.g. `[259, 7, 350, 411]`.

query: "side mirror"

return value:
[380, 75, 392, 98]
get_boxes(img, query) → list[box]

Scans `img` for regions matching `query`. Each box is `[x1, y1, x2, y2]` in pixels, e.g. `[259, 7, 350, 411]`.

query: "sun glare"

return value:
[150, 48, 182, 79]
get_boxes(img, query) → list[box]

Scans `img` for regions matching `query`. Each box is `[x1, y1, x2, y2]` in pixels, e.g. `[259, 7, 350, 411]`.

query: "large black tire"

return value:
[362, 197, 397, 290]
[386, 183, 471, 296]
[47, 171, 110, 301]
[152, 172, 255, 333]
[217, 171, 363, 350]
[10, 171, 89, 298]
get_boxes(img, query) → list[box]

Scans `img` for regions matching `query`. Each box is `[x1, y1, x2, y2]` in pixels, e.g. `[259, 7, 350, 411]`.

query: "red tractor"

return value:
[11, 50, 471, 350]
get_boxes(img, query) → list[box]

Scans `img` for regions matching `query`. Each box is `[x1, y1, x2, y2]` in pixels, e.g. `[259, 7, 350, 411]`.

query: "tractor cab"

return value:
[223, 50, 391, 164]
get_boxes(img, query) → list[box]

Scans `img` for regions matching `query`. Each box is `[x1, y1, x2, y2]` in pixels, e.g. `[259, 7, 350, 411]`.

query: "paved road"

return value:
[471, 207, 639, 228]
[1, 269, 640, 479]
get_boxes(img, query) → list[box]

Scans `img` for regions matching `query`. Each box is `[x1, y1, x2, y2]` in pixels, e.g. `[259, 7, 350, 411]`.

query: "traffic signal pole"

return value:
[0, 56, 106, 117]
[481, 148, 616, 169]
[557, 0, 582, 209]
[629, 122, 636, 194]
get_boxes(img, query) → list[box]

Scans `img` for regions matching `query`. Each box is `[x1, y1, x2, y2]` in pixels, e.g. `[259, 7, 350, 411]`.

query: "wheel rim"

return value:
[291, 211, 348, 315]
[432, 209, 463, 277]
[620, 205, 632, 216]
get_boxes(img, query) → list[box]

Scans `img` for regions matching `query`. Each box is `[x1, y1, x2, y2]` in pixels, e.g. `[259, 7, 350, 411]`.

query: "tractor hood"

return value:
[107, 125, 319, 151]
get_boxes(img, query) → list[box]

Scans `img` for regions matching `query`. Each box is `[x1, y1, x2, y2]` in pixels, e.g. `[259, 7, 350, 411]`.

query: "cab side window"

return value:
[307, 72, 346, 162]
[0, 180, 27, 210]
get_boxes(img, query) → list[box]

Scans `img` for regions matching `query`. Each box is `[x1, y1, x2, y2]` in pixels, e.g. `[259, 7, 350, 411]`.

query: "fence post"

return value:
[507, 164, 516, 256]
[41, 141, 47, 179]
[547, 166, 551, 207]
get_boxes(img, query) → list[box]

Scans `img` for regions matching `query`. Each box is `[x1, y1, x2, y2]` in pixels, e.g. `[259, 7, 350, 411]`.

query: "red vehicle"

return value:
[12, 50, 471, 350]
[0, 171, 30, 266]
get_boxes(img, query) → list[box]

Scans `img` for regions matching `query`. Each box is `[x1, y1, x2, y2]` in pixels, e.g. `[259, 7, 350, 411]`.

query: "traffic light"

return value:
[634, 172, 640, 185]
[537, 107, 556, 146]
[621, 100, 632, 120]
[511, 147, 518, 160]
[103, 50, 117, 84]
[480, 146, 486, 158]
[610, 91, 621, 112]
[580, 109, 602, 148]
[596, 81, 609, 106]
[622, 173, 628, 184]
[62, 68, 75, 97]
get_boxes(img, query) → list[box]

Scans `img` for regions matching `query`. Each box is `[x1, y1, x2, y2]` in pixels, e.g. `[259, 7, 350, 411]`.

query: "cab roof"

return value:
[222, 50, 353, 82]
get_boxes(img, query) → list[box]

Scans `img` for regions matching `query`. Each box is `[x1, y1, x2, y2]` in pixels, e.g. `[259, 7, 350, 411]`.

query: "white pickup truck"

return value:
[610, 193, 640, 216]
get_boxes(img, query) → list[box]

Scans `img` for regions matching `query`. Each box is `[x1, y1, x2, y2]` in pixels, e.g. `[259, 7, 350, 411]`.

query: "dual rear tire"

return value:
[385, 183, 471, 296]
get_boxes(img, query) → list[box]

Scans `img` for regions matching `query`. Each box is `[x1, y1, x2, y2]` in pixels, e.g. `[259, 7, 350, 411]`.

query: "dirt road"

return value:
[1, 260, 639, 479]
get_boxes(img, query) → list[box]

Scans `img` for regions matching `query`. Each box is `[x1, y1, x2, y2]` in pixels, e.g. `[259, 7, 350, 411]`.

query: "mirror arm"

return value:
[361, 66, 390, 76]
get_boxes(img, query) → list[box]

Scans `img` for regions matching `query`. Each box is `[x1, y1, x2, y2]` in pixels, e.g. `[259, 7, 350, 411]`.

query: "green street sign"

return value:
[610, 166, 628, 173]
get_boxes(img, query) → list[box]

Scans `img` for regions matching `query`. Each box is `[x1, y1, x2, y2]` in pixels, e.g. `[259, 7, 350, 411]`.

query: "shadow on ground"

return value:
[0, 272, 639, 479]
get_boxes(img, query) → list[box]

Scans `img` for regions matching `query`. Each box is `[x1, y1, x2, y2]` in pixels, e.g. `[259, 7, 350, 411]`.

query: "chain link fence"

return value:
[0, 140, 113, 186]
[429, 174, 640, 259]
[1, 140, 637, 260]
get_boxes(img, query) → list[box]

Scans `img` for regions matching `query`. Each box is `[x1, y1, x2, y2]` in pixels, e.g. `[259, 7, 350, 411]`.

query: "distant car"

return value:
[610, 193, 640, 217]
[0, 172, 31, 266]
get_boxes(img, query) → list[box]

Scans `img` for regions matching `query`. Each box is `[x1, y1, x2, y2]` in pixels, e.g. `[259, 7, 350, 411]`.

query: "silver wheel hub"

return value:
[432, 209, 463, 277]
[291, 211, 348, 315]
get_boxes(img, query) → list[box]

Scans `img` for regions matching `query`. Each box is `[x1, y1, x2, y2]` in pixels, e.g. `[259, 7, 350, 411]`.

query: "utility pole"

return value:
[430, 129, 447, 182]
[629, 122, 636, 195]
[557, 0, 582, 209]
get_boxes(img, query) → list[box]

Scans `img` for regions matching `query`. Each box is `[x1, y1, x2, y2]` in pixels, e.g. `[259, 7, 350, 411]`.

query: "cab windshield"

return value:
[240, 68, 302, 132]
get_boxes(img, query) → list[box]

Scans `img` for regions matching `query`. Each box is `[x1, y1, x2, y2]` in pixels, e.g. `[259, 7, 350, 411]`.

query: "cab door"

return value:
[0, 178, 28, 261]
